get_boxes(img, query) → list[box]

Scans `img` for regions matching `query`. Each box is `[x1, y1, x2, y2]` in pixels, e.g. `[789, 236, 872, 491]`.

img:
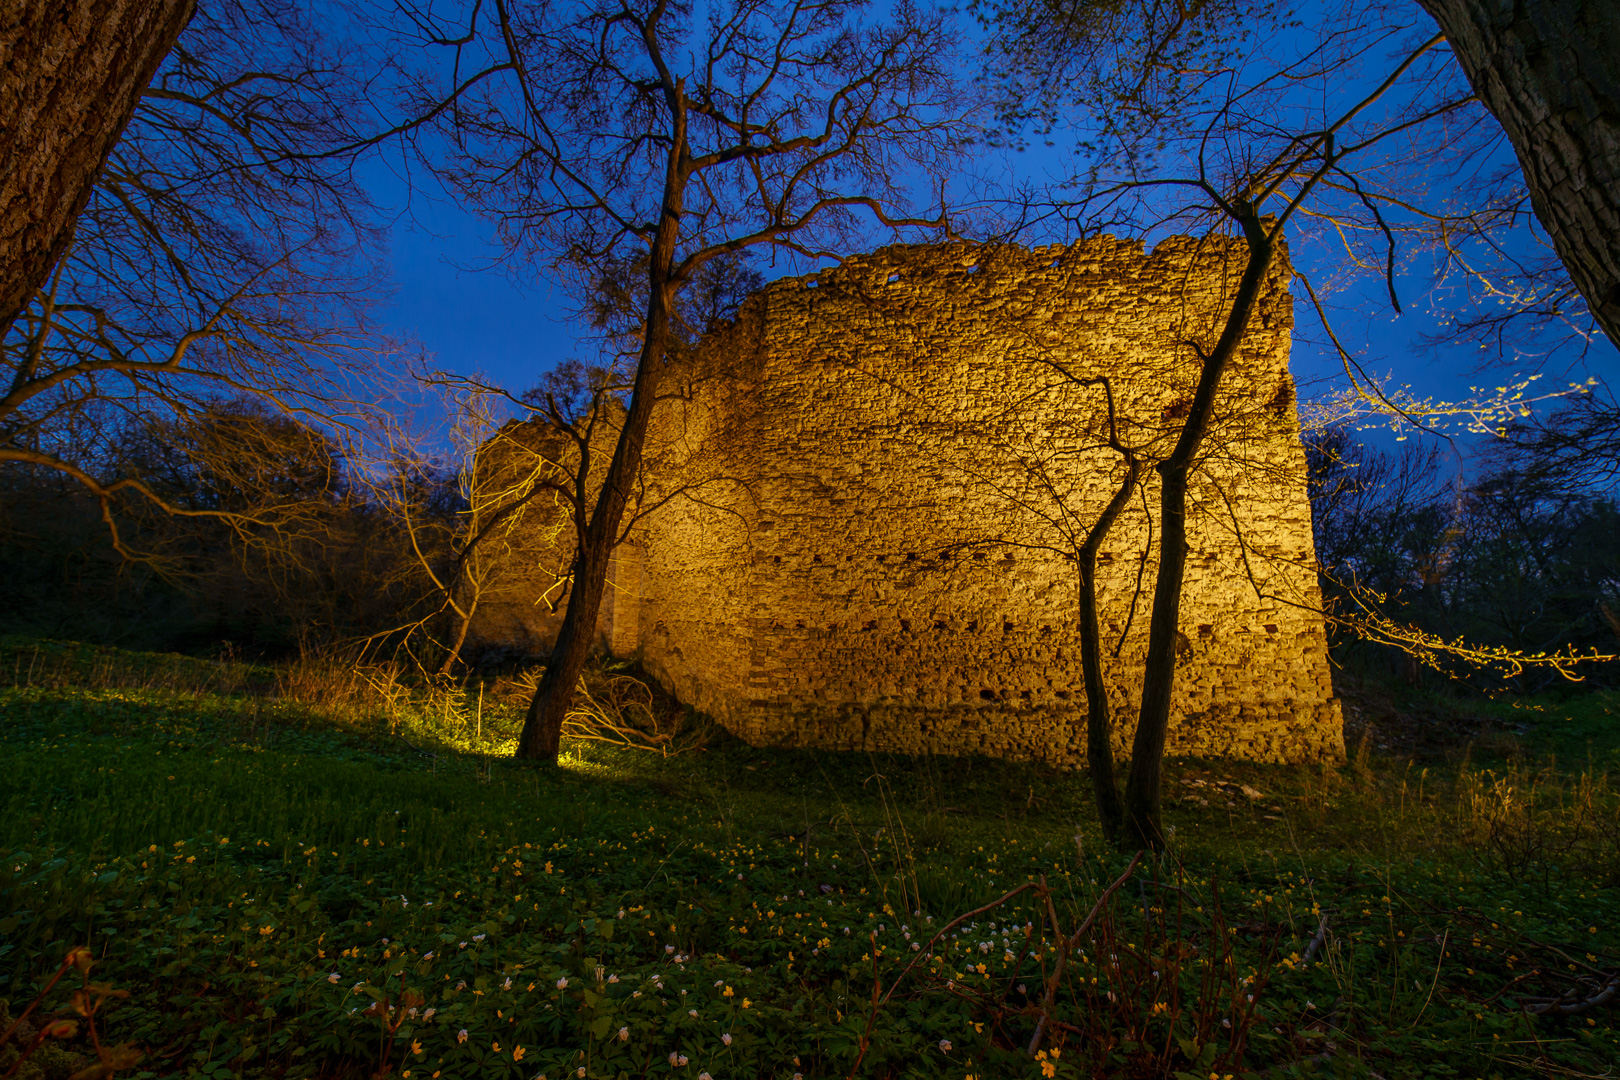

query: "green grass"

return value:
[0, 638, 1617, 1080]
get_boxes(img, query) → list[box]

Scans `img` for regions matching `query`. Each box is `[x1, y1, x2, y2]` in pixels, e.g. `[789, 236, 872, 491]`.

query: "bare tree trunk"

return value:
[1120, 214, 1275, 851]
[1418, 0, 1620, 348]
[1077, 456, 1142, 843]
[516, 301, 671, 760]
[517, 105, 688, 762]
[0, 0, 194, 340]
[439, 597, 476, 675]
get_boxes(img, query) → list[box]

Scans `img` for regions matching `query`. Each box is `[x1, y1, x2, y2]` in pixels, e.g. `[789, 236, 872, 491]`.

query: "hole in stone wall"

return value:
[905, 552, 917, 561]
[979, 689, 997, 701]
[863, 620, 877, 630]
[966, 620, 978, 632]
[933, 621, 947, 630]
[887, 272, 901, 284]
[1048, 257, 1062, 268]
[1003, 621, 1015, 633]
[805, 278, 820, 288]
[773, 555, 781, 563]
[1019, 690, 1031, 700]
[1055, 690, 1071, 700]
[1266, 380, 1294, 416]
[899, 619, 911, 632]
[795, 620, 806, 629]
[965, 264, 980, 274]
[813, 554, 822, 563]
[972, 551, 987, 561]
[1197, 623, 1213, 637]
[1265, 624, 1279, 634]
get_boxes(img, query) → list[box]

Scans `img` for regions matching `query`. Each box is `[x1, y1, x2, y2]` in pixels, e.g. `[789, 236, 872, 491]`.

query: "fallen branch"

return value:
[1519, 972, 1620, 1016]
[1028, 850, 1144, 1056]
[390, 732, 439, 760]
[1301, 915, 1330, 965]
[843, 931, 885, 1080]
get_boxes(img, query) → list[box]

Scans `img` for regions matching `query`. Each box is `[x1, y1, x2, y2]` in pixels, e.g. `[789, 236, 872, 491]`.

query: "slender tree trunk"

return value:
[1077, 455, 1143, 843]
[1120, 215, 1274, 851]
[439, 597, 476, 675]
[0, 0, 194, 341]
[517, 100, 688, 763]
[517, 301, 676, 760]
[1418, 0, 1620, 348]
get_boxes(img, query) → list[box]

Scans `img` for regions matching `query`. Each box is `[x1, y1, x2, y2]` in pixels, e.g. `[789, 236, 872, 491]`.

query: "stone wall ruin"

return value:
[472, 234, 1345, 765]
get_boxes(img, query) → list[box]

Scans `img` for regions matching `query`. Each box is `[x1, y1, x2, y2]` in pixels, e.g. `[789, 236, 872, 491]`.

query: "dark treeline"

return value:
[0, 399, 458, 660]
[1308, 391, 1620, 692]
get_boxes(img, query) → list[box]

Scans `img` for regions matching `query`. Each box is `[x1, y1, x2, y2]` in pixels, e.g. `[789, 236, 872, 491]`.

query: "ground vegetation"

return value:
[0, 638, 1616, 1078]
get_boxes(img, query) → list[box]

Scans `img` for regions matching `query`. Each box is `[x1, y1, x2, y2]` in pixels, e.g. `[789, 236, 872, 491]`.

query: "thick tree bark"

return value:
[0, 0, 194, 341]
[1418, 0, 1620, 349]
[1077, 454, 1142, 843]
[1120, 215, 1275, 851]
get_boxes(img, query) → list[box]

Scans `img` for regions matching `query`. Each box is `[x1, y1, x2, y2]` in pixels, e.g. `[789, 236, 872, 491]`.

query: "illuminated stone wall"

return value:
[480, 234, 1345, 764]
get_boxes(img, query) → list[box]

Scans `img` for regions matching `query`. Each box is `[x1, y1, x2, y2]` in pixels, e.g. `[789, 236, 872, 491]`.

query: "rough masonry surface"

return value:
[473, 234, 1346, 765]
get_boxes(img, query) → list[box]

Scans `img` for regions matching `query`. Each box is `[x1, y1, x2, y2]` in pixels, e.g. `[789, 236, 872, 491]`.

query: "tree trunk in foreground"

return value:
[1120, 215, 1275, 851]
[1418, 0, 1620, 349]
[1077, 455, 1143, 844]
[0, 0, 194, 341]
[517, 106, 688, 763]
[516, 293, 674, 762]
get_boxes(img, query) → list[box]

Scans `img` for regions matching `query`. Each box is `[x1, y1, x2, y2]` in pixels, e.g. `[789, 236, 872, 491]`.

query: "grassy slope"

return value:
[0, 638, 1616, 1079]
